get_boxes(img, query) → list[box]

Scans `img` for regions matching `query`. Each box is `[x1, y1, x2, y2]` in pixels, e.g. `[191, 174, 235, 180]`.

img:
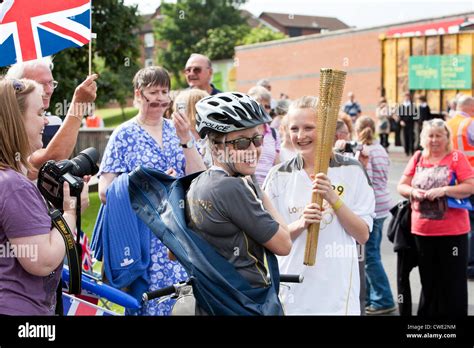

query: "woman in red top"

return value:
[398, 119, 474, 316]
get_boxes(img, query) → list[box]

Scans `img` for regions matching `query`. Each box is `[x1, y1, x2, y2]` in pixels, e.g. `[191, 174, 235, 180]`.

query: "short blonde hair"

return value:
[289, 95, 318, 112]
[248, 85, 271, 104]
[420, 119, 452, 156]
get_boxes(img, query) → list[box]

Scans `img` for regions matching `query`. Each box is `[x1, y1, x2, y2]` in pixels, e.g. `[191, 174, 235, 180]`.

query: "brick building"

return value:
[137, 7, 349, 67]
[235, 12, 474, 117]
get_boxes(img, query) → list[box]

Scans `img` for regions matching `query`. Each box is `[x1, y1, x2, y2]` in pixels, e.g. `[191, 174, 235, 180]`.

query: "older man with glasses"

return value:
[6, 56, 98, 179]
[184, 53, 221, 95]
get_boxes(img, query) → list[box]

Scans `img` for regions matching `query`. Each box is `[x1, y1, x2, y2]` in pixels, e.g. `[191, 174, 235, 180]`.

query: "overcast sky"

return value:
[123, 0, 473, 29]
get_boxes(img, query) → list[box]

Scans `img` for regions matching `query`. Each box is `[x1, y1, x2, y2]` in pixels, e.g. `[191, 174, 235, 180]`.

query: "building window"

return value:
[145, 58, 154, 67]
[288, 27, 302, 37]
[144, 33, 154, 48]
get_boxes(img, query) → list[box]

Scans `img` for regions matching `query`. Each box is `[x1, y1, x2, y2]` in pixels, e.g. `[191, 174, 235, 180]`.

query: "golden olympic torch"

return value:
[303, 68, 347, 266]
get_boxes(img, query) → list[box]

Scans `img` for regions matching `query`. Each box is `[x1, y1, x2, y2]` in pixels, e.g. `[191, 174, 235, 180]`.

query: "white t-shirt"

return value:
[263, 154, 375, 315]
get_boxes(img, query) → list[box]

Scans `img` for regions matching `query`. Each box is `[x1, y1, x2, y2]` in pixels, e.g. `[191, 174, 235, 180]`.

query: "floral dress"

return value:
[99, 118, 188, 315]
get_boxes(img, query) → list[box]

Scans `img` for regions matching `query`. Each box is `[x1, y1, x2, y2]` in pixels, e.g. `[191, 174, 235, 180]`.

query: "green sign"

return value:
[409, 55, 472, 90]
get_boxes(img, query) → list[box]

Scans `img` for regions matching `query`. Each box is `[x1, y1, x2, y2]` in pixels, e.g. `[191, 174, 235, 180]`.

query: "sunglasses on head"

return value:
[184, 66, 203, 74]
[11, 79, 26, 93]
[221, 134, 264, 150]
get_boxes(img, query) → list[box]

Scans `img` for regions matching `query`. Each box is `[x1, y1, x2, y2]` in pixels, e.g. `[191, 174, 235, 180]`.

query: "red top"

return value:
[403, 150, 474, 236]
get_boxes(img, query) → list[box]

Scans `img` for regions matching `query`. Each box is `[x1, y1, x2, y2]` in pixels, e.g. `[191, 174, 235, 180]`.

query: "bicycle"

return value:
[62, 267, 303, 316]
[141, 274, 304, 315]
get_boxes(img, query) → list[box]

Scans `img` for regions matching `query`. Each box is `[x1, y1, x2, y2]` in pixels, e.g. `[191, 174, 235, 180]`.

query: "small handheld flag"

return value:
[0, 0, 91, 67]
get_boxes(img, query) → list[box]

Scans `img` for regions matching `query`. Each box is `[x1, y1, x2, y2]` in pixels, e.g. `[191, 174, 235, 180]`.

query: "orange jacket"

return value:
[447, 113, 474, 167]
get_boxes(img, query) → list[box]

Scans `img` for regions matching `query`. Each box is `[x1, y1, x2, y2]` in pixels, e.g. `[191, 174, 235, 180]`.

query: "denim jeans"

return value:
[365, 217, 395, 308]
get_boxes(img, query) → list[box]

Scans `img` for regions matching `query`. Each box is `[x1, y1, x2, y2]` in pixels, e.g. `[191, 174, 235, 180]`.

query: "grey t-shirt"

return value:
[186, 168, 279, 288]
[0, 168, 60, 315]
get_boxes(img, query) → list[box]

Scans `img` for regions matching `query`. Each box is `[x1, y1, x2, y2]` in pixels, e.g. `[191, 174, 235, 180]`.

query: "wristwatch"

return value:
[180, 139, 194, 149]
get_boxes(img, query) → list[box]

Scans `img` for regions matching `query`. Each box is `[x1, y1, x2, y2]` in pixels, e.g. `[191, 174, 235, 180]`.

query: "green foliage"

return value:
[241, 26, 287, 45]
[195, 25, 250, 61]
[82, 191, 101, 238]
[155, 0, 247, 88]
[50, 0, 141, 116]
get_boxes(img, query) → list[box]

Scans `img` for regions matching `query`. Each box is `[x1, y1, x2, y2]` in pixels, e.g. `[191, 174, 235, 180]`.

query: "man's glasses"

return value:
[264, 104, 271, 110]
[221, 134, 264, 150]
[184, 66, 203, 75]
[42, 80, 58, 89]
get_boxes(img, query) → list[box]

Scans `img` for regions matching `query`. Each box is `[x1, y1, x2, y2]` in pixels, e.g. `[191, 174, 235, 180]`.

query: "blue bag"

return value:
[447, 173, 473, 211]
[128, 166, 284, 316]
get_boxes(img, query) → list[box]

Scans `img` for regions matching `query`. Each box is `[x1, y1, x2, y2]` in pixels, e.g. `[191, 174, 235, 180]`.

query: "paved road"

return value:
[379, 145, 474, 315]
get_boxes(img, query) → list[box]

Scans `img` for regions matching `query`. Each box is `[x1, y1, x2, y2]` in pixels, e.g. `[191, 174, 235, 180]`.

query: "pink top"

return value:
[255, 124, 280, 186]
[403, 150, 474, 236]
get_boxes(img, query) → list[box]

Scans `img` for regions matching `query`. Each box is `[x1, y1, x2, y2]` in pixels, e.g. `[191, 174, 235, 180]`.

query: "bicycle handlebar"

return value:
[142, 284, 176, 302]
[142, 274, 303, 302]
[279, 274, 304, 283]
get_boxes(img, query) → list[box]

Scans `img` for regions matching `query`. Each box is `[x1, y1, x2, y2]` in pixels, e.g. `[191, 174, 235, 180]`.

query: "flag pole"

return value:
[88, 0, 92, 75]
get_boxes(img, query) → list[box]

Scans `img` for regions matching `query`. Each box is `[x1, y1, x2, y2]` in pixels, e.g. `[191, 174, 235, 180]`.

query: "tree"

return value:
[155, 0, 247, 88]
[194, 25, 250, 61]
[241, 26, 287, 45]
[50, 0, 141, 117]
[195, 25, 287, 61]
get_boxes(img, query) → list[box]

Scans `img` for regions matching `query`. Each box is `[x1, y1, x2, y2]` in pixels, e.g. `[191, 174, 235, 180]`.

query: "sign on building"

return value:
[409, 55, 472, 90]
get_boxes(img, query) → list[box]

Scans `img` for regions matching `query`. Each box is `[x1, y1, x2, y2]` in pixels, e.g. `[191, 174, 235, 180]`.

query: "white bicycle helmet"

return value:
[195, 92, 271, 138]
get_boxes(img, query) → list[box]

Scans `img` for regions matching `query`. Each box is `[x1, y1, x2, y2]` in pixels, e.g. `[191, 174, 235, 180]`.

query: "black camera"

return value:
[343, 141, 363, 154]
[37, 148, 99, 209]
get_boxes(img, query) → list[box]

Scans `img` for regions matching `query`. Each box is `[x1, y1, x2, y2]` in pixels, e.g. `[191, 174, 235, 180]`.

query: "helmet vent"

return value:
[234, 106, 248, 119]
[218, 96, 233, 102]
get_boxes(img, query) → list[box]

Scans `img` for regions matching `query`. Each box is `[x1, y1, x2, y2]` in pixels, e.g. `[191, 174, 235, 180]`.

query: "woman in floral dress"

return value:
[98, 66, 205, 315]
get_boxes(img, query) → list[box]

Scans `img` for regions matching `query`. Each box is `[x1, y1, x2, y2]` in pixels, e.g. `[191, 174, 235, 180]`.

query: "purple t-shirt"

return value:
[0, 168, 60, 315]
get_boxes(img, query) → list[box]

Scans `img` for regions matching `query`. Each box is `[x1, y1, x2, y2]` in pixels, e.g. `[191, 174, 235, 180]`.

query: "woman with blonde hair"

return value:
[398, 119, 474, 316]
[354, 116, 395, 315]
[0, 78, 89, 315]
[264, 96, 374, 315]
[174, 89, 210, 166]
[98, 66, 205, 315]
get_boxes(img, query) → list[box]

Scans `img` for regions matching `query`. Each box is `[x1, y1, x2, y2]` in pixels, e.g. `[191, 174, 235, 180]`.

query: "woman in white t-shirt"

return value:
[263, 96, 375, 315]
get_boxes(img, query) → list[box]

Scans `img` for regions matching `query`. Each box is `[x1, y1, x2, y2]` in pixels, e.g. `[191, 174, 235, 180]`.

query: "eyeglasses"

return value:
[184, 66, 203, 75]
[41, 80, 58, 89]
[221, 134, 264, 150]
[264, 104, 271, 110]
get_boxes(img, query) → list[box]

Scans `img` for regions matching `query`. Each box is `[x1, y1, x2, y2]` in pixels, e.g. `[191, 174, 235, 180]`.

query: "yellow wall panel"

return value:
[397, 38, 410, 102]
[383, 39, 397, 105]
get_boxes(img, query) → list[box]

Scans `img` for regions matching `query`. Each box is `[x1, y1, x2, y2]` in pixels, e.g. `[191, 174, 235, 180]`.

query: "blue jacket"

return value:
[90, 173, 151, 300]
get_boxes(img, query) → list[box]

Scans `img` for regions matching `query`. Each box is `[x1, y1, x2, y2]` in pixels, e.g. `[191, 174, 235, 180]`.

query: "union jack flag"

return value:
[0, 0, 91, 67]
[80, 230, 93, 274]
[62, 293, 118, 316]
